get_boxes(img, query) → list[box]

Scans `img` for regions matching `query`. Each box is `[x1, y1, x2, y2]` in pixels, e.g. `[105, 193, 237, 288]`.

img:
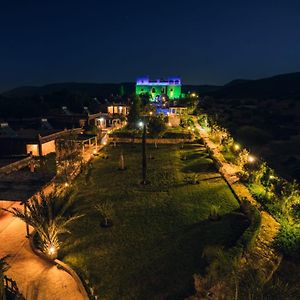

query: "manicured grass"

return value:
[61, 143, 248, 300]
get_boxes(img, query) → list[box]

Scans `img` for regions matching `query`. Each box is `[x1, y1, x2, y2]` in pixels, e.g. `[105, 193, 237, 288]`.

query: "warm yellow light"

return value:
[192, 128, 195, 132]
[234, 144, 240, 151]
[64, 182, 69, 187]
[168, 122, 172, 127]
[248, 155, 255, 163]
[103, 141, 107, 145]
[149, 111, 153, 116]
[93, 149, 97, 155]
[188, 126, 191, 130]
[270, 175, 275, 179]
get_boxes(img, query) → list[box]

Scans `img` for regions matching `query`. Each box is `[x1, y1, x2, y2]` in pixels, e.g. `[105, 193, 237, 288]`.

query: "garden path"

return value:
[0, 202, 85, 300]
[194, 118, 282, 281]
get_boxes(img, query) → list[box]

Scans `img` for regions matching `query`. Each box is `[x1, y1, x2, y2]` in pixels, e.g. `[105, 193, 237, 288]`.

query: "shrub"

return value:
[237, 200, 261, 251]
[162, 131, 192, 139]
[274, 222, 300, 260]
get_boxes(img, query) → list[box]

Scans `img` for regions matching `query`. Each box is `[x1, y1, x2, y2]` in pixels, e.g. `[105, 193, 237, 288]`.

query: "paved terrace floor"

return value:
[0, 202, 85, 300]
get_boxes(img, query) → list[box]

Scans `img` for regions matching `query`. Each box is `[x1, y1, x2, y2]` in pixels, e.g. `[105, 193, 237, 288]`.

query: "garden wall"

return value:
[110, 137, 192, 144]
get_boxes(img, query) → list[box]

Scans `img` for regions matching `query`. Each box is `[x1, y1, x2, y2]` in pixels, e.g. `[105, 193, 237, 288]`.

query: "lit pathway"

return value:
[0, 141, 110, 299]
[0, 202, 85, 300]
[193, 116, 282, 282]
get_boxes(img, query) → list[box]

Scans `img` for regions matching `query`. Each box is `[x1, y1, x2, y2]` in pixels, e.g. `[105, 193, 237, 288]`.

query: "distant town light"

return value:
[64, 182, 69, 187]
[149, 111, 153, 116]
[138, 121, 144, 128]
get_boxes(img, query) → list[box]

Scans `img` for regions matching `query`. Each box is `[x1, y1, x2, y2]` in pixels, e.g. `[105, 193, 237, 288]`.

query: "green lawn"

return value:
[61, 143, 248, 300]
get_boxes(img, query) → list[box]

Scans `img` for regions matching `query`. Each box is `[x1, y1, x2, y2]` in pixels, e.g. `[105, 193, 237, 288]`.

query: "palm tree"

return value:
[0, 256, 9, 300]
[6, 192, 82, 258]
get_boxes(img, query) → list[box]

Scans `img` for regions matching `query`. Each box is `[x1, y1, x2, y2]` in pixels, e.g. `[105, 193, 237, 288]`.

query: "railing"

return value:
[0, 156, 33, 174]
[4, 275, 25, 300]
[39, 128, 83, 143]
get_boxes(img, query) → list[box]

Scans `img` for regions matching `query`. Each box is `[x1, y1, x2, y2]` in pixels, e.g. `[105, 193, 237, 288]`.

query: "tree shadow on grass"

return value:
[114, 211, 249, 300]
[61, 203, 248, 300]
[181, 159, 217, 173]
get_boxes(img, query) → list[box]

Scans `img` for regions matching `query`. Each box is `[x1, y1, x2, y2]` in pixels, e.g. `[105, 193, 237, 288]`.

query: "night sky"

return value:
[1, 0, 300, 91]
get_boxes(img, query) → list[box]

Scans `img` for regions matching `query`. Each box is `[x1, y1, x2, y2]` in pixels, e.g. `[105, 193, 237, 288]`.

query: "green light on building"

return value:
[136, 76, 182, 101]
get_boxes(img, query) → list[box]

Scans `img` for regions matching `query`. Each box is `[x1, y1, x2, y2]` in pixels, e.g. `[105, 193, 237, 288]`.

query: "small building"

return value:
[169, 106, 187, 115]
[107, 104, 129, 115]
[136, 76, 182, 101]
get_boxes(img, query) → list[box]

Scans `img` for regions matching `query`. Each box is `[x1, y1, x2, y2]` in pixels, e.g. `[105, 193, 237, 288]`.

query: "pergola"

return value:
[75, 134, 98, 153]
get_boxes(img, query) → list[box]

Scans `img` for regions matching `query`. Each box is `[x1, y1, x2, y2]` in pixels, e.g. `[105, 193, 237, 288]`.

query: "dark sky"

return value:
[1, 0, 300, 91]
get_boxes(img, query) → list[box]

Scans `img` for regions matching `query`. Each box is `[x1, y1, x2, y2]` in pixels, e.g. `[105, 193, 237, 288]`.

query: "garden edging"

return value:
[29, 231, 89, 300]
[197, 123, 282, 282]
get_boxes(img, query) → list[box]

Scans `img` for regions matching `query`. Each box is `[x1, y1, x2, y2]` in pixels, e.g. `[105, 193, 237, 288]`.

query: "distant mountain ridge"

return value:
[2, 82, 220, 98]
[209, 72, 300, 98]
[2, 72, 300, 99]
[2, 82, 136, 98]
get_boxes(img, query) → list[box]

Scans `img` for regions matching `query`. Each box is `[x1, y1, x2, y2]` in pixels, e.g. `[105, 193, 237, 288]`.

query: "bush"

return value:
[237, 200, 262, 251]
[274, 222, 300, 260]
[162, 131, 192, 139]
[110, 129, 138, 138]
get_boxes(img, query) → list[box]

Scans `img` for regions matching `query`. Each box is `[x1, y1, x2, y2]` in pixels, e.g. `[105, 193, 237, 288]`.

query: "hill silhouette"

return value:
[209, 72, 300, 99]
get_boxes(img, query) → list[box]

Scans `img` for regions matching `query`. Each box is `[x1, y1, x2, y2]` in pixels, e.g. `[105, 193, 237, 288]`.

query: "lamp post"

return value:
[138, 120, 148, 185]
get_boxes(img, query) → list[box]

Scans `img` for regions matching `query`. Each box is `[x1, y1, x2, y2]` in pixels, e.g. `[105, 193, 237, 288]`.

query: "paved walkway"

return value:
[194, 118, 282, 280]
[0, 205, 85, 300]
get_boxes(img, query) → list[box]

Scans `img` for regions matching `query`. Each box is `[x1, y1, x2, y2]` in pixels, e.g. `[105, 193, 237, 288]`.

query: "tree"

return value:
[148, 115, 167, 148]
[141, 123, 148, 184]
[56, 131, 82, 183]
[0, 256, 9, 300]
[127, 96, 141, 128]
[5, 192, 82, 258]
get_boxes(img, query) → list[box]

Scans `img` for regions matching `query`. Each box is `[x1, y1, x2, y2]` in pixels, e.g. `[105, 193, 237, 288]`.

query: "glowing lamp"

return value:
[138, 121, 144, 128]
[64, 182, 69, 187]
[47, 244, 58, 259]
[234, 144, 240, 151]
[248, 155, 255, 163]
